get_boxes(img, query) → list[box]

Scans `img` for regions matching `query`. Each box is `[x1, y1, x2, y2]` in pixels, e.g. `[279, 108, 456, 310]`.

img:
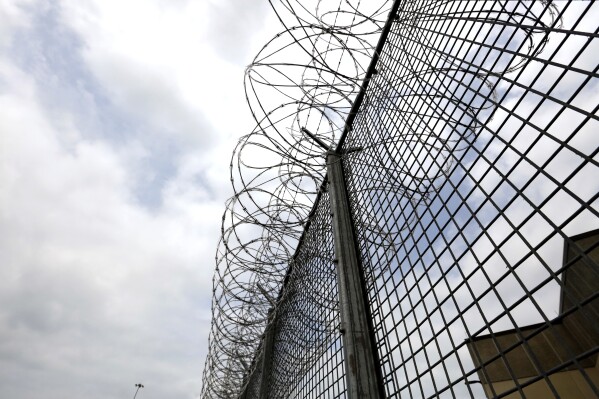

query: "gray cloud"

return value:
[0, 1, 237, 398]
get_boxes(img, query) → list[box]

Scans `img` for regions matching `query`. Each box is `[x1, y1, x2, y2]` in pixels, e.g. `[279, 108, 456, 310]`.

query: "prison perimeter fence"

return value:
[201, 1, 599, 398]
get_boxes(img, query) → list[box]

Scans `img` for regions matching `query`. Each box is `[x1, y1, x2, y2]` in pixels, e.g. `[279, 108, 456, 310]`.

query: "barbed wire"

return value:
[200, 1, 560, 398]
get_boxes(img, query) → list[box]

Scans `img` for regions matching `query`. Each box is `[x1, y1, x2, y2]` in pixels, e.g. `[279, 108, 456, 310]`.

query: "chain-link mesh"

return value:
[209, 1, 599, 398]
[339, 1, 599, 398]
[242, 191, 347, 398]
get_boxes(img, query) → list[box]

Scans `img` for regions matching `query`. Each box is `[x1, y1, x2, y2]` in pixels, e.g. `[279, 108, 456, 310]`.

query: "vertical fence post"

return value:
[258, 309, 276, 399]
[327, 151, 383, 399]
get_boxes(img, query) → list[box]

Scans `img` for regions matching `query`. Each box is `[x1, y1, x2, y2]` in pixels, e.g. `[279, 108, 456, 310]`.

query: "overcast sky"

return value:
[3, 1, 599, 399]
[0, 1, 279, 398]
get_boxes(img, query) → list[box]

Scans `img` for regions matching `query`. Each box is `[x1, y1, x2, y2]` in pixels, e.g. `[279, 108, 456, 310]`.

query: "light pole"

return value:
[133, 383, 144, 399]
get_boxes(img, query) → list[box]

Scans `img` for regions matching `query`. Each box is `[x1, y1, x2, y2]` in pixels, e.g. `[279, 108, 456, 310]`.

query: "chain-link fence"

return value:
[232, 1, 599, 397]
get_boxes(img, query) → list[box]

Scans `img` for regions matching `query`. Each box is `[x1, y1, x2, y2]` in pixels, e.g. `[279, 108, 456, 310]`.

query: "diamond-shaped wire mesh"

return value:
[339, 1, 599, 397]
[214, 1, 599, 398]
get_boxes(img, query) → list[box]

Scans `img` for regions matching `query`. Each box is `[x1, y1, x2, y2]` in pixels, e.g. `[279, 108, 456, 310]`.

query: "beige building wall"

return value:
[482, 360, 599, 399]
[467, 229, 599, 398]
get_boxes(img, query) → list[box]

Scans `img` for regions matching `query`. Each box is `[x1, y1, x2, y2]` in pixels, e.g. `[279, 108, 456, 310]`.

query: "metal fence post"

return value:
[258, 309, 276, 399]
[327, 151, 384, 399]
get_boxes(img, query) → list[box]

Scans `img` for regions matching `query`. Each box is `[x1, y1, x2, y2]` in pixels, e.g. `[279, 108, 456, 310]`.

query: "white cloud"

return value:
[0, 0, 277, 398]
[0, 0, 33, 50]
[0, 54, 221, 398]
[58, 0, 273, 146]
